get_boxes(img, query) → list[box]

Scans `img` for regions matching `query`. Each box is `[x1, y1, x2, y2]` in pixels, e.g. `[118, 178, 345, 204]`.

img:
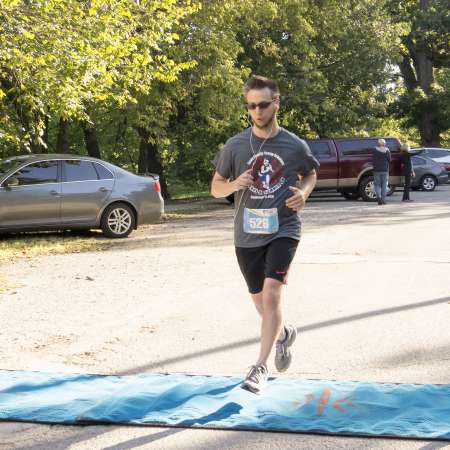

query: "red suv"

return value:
[306, 137, 403, 201]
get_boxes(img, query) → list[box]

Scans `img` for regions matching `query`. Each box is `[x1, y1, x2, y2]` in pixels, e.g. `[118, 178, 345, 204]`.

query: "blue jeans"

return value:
[373, 172, 388, 201]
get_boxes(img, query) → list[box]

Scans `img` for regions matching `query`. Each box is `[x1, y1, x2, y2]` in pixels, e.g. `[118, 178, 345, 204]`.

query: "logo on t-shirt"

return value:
[248, 152, 286, 197]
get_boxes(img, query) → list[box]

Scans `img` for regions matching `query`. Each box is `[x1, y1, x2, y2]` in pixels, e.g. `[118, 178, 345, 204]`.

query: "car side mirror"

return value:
[3, 177, 19, 189]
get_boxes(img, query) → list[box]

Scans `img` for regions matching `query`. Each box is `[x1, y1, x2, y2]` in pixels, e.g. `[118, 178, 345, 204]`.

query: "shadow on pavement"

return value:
[102, 428, 184, 450]
[117, 295, 450, 375]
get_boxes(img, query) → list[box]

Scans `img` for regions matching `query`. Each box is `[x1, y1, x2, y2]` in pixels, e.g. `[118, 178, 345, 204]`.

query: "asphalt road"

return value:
[1, 185, 450, 450]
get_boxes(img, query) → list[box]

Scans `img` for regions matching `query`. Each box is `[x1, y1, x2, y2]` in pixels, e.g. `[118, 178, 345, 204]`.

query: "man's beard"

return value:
[253, 110, 276, 130]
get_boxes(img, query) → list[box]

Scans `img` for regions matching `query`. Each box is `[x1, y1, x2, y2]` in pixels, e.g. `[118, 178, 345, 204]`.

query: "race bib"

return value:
[243, 208, 279, 234]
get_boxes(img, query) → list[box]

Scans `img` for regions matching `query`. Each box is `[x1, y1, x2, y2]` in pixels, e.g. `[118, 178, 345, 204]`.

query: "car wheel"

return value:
[420, 175, 437, 191]
[359, 176, 377, 202]
[340, 191, 360, 200]
[101, 203, 135, 238]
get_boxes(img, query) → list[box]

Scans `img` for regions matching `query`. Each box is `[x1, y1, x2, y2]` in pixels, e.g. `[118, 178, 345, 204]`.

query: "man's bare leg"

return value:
[252, 290, 286, 339]
[255, 278, 284, 367]
[251, 292, 264, 317]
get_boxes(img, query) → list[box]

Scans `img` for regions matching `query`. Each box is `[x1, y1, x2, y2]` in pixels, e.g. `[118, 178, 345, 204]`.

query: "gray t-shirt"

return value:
[215, 127, 319, 248]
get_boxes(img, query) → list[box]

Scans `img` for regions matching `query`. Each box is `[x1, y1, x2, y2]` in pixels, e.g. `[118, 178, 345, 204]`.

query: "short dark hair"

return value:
[244, 75, 280, 98]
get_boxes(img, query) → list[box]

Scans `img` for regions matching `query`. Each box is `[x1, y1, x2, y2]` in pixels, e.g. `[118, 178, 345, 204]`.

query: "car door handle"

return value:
[49, 190, 59, 196]
[99, 187, 110, 192]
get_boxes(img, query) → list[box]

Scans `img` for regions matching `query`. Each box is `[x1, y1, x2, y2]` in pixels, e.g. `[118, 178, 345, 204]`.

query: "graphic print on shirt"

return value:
[248, 152, 286, 198]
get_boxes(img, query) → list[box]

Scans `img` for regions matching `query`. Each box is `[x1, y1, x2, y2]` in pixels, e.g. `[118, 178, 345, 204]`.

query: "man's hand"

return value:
[233, 169, 254, 191]
[412, 171, 415, 178]
[286, 186, 307, 211]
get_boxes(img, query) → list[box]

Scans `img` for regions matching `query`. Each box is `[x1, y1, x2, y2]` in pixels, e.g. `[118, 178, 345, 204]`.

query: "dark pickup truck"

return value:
[306, 136, 403, 201]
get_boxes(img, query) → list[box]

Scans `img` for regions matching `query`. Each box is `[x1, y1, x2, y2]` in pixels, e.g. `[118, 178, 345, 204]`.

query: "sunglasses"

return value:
[246, 100, 275, 110]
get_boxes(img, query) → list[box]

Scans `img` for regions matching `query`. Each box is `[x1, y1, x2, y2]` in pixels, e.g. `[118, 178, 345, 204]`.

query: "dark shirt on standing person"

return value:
[372, 147, 391, 172]
[400, 152, 412, 175]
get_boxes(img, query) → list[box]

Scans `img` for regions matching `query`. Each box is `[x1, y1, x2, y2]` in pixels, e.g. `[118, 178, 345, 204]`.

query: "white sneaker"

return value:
[241, 364, 268, 394]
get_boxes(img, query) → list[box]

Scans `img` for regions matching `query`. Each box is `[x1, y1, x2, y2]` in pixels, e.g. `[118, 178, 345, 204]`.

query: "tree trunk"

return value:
[398, 1, 441, 147]
[42, 116, 49, 152]
[418, 108, 441, 146]
[56, 118, 70, 153]
[29, 126, 46, 153]
[136, 127, 170, 199]
[82, 123, 101, 159]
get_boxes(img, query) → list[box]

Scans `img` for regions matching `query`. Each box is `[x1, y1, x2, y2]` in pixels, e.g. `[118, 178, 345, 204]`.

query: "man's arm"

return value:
[211, 170, 253, 198]
[285, 169, 317, 211]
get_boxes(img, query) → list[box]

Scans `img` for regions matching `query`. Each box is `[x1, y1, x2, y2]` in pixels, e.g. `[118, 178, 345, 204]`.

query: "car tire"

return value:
[387, 185, 396, 196]
[340, 191, 360, 200]
[100, 203, 135, 238]
[359, 176, 377, 202]
[420, 175, 437, 191]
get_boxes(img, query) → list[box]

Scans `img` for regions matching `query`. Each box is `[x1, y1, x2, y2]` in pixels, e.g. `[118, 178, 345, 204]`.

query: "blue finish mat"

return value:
[1, 369, 450, 440]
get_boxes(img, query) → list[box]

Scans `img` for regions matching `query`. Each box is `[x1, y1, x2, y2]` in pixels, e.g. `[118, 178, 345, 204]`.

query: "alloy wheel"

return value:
[422, 176, 436, 191]
[365, 180, 377, 200]
[107, 208, 132, 235]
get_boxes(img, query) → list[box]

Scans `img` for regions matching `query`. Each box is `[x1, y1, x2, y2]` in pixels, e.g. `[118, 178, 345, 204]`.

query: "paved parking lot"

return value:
[1, 185, 449, 449]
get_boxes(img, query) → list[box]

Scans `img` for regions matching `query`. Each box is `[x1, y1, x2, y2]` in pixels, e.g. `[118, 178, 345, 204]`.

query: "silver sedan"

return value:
[0, 154, 164, 238]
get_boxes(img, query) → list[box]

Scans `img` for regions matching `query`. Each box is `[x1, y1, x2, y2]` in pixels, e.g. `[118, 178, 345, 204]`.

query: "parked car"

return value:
[412, 148, 450, 182]
[0, 154, 164, 238]
[306, 136, 403, 201]
[410, 155, 448, 191]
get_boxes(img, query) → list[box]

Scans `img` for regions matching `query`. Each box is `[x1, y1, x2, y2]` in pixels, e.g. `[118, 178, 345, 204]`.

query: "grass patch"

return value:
[0, 231, 111, 266]
[167, 182, 210, 200]
[170, 190, 211, 201]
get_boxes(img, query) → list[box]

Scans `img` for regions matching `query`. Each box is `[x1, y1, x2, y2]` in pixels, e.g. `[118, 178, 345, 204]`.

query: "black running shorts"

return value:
[235, 237, 299, 294]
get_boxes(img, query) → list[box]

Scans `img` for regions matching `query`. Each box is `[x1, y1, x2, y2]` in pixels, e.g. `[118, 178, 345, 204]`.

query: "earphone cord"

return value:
[233, 120, 276, 221]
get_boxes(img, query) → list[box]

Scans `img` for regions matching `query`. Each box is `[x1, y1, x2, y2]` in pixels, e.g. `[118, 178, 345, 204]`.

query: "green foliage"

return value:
[387, 0, 450, 145]
[0, 0, 196, 152]
[1, 0, 448, 196]
[234, 0, 401, 138]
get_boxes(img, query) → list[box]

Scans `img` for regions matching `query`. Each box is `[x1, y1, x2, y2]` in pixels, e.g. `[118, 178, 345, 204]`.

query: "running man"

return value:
[211, 75, 319, 393]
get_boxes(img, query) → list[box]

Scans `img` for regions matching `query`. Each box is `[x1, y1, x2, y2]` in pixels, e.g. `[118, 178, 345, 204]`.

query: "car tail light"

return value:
[154, 180, 161, 193]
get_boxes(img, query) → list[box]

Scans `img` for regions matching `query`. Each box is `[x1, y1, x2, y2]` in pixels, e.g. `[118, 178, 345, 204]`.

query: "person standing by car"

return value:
[211, 75, 319, 394]
[372, 138, 391, 205]
[400, 143, 415, 201]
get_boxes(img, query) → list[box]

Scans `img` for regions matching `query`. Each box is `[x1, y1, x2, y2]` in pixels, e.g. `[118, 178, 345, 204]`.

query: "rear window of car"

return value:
[64, 160, 99, 182]
[338, 139, 377, 156]
[93, 162, 114, 179]
[307, 141, 333, 159]
[385, 139, 401, 153]
[339, 138, 400, 155]
[412, 156, 427, 166]
[427, 150, 450, 158]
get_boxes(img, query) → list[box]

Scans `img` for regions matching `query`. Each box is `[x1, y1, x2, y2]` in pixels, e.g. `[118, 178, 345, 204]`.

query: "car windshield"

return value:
[0, 158, 23, 177]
